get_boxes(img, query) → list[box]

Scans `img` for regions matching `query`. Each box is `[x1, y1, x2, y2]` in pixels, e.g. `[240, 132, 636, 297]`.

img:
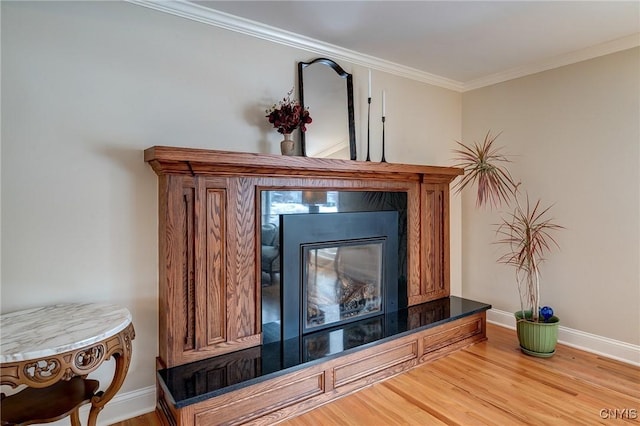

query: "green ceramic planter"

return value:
[515, 310, 559, 357]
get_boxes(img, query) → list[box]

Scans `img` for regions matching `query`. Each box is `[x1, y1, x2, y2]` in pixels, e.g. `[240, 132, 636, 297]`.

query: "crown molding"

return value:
[462, 33, 640, 92]
[124, 0, 465, 92]
[126, 0, 639, 93]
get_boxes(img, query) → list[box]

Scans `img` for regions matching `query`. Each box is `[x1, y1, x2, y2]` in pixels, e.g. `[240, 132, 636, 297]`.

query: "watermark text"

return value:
[599, 408, 638, 420]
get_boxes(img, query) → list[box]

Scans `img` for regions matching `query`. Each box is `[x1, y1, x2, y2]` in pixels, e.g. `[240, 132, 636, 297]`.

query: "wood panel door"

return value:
[158, 175, 260, 368]
[409, 183, 450, 305]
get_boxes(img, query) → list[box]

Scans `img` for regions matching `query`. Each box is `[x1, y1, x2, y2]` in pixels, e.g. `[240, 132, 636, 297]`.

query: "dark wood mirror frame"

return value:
[298, 58, 356, 160]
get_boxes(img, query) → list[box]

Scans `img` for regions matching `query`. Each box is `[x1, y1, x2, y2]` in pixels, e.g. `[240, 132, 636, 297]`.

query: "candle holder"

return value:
[381, 116, 387, 163]
[366, 97, 372, 161]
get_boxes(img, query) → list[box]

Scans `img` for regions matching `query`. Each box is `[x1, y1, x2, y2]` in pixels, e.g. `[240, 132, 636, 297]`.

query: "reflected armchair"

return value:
[261, 223, 280, 285]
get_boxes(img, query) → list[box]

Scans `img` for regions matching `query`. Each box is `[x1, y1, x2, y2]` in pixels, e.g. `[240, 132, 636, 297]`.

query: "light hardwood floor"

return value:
[113, 324, 639, 425]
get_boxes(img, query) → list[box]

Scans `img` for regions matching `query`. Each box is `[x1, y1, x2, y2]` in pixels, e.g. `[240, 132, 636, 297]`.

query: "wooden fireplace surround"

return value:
[145, 147, 489, 425]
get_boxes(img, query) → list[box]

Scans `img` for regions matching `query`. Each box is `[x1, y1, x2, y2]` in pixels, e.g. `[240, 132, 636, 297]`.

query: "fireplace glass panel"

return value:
[304, 240, 383, 332]
[261, 190, 406, 343]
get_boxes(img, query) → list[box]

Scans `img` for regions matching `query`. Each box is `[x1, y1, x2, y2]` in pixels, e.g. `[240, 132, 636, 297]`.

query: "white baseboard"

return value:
[47, 385, 156, 426]
[487, 308, 640, 366]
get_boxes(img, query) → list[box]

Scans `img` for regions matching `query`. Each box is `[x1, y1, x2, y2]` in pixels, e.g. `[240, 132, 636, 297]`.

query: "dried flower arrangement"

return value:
[266, 88, 312, 134]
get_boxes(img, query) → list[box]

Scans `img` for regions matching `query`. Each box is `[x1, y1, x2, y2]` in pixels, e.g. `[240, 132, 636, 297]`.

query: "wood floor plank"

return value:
[383, 376, 527, 425]
[112, 324, 640, 426]
[384, 366, 539, 425]
[425, 353, 607, 424]
[464, 331, 640, 402]
[460, 349, 639, 411]
[350, 384, 449, 425]
[111, 412, 162, 426]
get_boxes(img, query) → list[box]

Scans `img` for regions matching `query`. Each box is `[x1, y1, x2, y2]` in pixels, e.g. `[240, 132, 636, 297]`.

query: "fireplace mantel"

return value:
[145, 146, 462, 182]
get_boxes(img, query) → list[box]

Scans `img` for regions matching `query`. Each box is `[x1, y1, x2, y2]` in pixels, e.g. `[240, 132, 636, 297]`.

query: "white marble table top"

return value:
[0, 303, 132, 363]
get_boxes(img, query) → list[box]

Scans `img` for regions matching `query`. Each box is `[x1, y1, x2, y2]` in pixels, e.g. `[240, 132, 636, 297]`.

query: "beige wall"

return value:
[1, 0, 462, 404]
[461, 48, 640, 345]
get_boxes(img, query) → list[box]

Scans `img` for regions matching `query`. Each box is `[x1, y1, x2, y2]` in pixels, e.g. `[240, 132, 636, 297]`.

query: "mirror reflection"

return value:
[298, 58, 356, 160]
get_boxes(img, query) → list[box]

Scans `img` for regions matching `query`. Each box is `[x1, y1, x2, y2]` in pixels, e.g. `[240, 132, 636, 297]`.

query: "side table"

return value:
[0, 303, 135, 425]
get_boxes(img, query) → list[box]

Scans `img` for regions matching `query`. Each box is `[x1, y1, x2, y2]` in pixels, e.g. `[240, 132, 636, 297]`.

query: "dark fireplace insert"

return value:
[260, 190, 408, 344]
[280, 211, 398, 340]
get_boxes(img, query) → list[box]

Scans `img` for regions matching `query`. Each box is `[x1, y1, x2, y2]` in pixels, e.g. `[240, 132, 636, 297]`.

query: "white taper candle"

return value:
[382, 90, 386, 116]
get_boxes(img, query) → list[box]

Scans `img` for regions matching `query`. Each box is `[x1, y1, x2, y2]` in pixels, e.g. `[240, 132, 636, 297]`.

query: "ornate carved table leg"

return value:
[87, 323, 135, 426]
[70, 408, 82, 426]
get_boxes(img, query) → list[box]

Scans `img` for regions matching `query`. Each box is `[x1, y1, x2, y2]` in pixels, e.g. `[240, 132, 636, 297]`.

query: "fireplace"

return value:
[146, 147, 489, 426]
[261, 190, 408, 343]
[280, 211, 399, 340]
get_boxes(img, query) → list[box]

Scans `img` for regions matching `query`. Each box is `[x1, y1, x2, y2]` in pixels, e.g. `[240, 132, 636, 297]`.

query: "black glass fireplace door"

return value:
[304, 241, 384, 332]
[280, 211, 398, 341]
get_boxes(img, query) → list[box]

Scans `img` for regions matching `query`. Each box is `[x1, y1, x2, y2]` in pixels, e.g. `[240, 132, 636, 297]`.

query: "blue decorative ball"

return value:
[540, 306, 554, 322]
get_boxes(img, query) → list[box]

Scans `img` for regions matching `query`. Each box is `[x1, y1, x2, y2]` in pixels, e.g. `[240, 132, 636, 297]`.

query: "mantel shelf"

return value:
[144, 146, 463, 183]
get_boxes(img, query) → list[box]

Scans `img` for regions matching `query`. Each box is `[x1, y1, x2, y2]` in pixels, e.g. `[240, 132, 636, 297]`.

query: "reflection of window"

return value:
[262, 191, 338, 225]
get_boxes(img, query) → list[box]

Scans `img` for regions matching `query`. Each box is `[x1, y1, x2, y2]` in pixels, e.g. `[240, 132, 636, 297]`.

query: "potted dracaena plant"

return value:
[452, 131, 564, 357]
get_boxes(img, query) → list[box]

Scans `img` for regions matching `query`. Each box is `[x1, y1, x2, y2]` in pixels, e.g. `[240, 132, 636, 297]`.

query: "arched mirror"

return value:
[298, 58, 356, 160]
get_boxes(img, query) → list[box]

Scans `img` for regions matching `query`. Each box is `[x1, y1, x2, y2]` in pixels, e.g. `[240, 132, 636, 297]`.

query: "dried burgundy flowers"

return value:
[266, 88, 312, 134]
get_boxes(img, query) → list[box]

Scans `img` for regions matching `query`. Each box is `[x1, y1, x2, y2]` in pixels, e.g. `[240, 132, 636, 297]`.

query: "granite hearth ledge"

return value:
[158, 296, 490, 408]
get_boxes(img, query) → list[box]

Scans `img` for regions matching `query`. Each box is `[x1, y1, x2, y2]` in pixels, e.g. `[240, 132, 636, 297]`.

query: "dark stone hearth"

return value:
[158, 296, 491, 408]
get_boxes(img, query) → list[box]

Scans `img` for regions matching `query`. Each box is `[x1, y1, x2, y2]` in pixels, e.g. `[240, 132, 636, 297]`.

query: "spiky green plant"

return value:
[452, 131, 517, 209]
[452, 130, 563, 324]
[495, 194, 563, 322]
